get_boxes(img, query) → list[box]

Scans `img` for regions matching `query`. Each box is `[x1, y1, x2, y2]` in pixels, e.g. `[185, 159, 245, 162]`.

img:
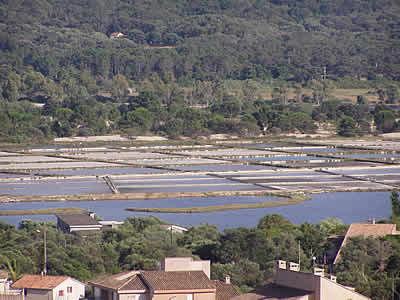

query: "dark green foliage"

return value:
[391, 191, 400, 217]
[338, 116, 358, 137]
[375, 110, 397, 133]
[335, 236, 393, 299]
[2, 209, 400, 298]
[0, 0, 399, 141]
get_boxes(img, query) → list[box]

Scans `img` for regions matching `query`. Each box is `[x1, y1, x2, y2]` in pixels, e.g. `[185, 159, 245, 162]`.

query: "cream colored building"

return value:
[88, 257, 238, 300]
[89, 270, 216, 300]
[232, 261, 370, 300]
[160, 257, 210, 279]
[12, 275, 85, 300]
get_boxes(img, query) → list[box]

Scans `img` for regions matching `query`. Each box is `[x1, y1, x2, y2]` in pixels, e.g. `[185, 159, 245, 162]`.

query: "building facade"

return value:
[12, 275, 85, 300]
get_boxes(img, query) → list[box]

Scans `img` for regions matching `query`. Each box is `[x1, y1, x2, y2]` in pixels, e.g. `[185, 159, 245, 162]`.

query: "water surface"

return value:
[0, 192, 391, 230]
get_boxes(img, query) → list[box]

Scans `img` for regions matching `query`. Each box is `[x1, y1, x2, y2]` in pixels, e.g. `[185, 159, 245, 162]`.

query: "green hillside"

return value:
[3, 0, 400, 81]
[0, 0, 399, 141]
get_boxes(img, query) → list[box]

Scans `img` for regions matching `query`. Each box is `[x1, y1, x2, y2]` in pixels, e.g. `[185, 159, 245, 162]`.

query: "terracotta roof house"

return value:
[110, 32, 128, 39]
[56, 214, 102, 235]
[12, 274, 84, 300]
[89, 257, 238, 300]
[333, 222, 400, 264]
[89, 270, 217, 300]
[232, 261, 370, 300]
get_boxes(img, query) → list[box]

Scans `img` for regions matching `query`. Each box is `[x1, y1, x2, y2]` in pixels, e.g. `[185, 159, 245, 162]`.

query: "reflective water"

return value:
[239, 156, 322, 162]
[37, 167, 169, 176]
[340, 154, 400, 159]
[0, 192, 391, 230]
[174, 164, 273, 172]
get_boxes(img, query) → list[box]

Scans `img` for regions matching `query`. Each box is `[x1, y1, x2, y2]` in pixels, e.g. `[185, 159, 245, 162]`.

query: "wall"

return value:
[53, 277, 85, 300]
[152, 292, 215, 300]
[275, 268, 370, 300]
[69, 226, 102, 232]
[318, 277, 370, 300]
[161, 258, 211, 279]
[119, 293, 148, 300]
[26, 289, 51, 300]
[194, 292, 215, 300]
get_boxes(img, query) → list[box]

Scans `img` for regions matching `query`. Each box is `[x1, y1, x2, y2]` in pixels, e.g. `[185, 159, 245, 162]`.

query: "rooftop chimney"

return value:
[277, 260, 287, 270]
[313, 267, 324, 277]
[329, 274, 337, 282]
[287, 262, 300, 272]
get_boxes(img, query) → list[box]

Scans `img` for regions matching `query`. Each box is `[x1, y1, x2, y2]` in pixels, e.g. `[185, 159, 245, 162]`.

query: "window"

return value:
[59, 290, 64, 297]
[187, 294, 193, 300]
[67, 287, 72, 293]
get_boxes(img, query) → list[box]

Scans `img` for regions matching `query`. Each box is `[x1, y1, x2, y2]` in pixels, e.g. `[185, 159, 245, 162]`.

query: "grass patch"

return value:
[125, 193, 310, 213]
[0, 207, 86, 216]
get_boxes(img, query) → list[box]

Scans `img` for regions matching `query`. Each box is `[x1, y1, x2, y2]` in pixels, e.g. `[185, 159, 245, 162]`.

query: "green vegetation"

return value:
[0, 0, 399, 142]
[0, 207, 85, 216]
[1, 207, 399, 298]
[125, 193, 309, 213]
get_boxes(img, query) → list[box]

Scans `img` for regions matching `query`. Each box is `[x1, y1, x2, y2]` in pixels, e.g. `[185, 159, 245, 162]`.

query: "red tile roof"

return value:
[12, 275, 68, 290]
[57, 214, 100, 226]
[141, 271, 216, 291]
[88, 271, 146, 291]
[334, 223, 398, 264]
[215, 281, 240, 300]
[90, 271, 216, 292]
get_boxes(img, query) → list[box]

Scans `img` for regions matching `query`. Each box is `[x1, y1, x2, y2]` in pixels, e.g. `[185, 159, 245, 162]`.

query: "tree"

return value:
[125, 108, 154, 134]
[212, 94, 242, 119]
[111, 74, 129, 101]
[22, 70, 46, 99]
[386, 85, 399, 104]
[292, 112, 316, 133]
[336, 236, 392, 299]
[2, 72, 21, 102]
[258, 214, 294, 236]
[318, 218, 347, 235]
[297, 223, 326, 262]
[391, 191, 400, 218]
[338, 116, 358, 137]
[374, 110, 396, 133]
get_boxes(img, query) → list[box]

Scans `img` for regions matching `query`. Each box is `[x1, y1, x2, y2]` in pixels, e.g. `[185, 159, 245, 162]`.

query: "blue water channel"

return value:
[0, 192, 391, 231]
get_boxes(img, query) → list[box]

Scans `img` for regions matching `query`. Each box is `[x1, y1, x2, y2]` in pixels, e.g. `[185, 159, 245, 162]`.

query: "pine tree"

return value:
[390, 191, 400, 217]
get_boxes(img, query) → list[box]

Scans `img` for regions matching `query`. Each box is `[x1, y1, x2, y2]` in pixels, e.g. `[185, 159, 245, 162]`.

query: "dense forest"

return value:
[1, 0, 400, 141]
[2, 191, 400, 299]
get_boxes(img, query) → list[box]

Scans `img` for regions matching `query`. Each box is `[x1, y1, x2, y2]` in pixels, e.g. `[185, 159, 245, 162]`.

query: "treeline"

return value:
[0, 212, 399, 299]
[1, 0, 400, 141]
[2, 0, 400, 82]
[1, 76, 400, 142]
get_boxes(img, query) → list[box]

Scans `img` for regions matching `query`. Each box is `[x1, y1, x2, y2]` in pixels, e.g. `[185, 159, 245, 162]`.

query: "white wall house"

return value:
[12, 275, 85, 300]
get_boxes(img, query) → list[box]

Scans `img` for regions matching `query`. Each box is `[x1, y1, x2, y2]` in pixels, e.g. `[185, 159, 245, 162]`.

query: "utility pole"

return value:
[43, 223, 47, 276]
[170, 226, 173, 246]
[298, 240, 301, 270]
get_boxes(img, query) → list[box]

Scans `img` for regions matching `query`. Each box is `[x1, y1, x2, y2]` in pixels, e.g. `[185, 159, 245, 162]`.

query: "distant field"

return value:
[0, 207, 85, 216]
